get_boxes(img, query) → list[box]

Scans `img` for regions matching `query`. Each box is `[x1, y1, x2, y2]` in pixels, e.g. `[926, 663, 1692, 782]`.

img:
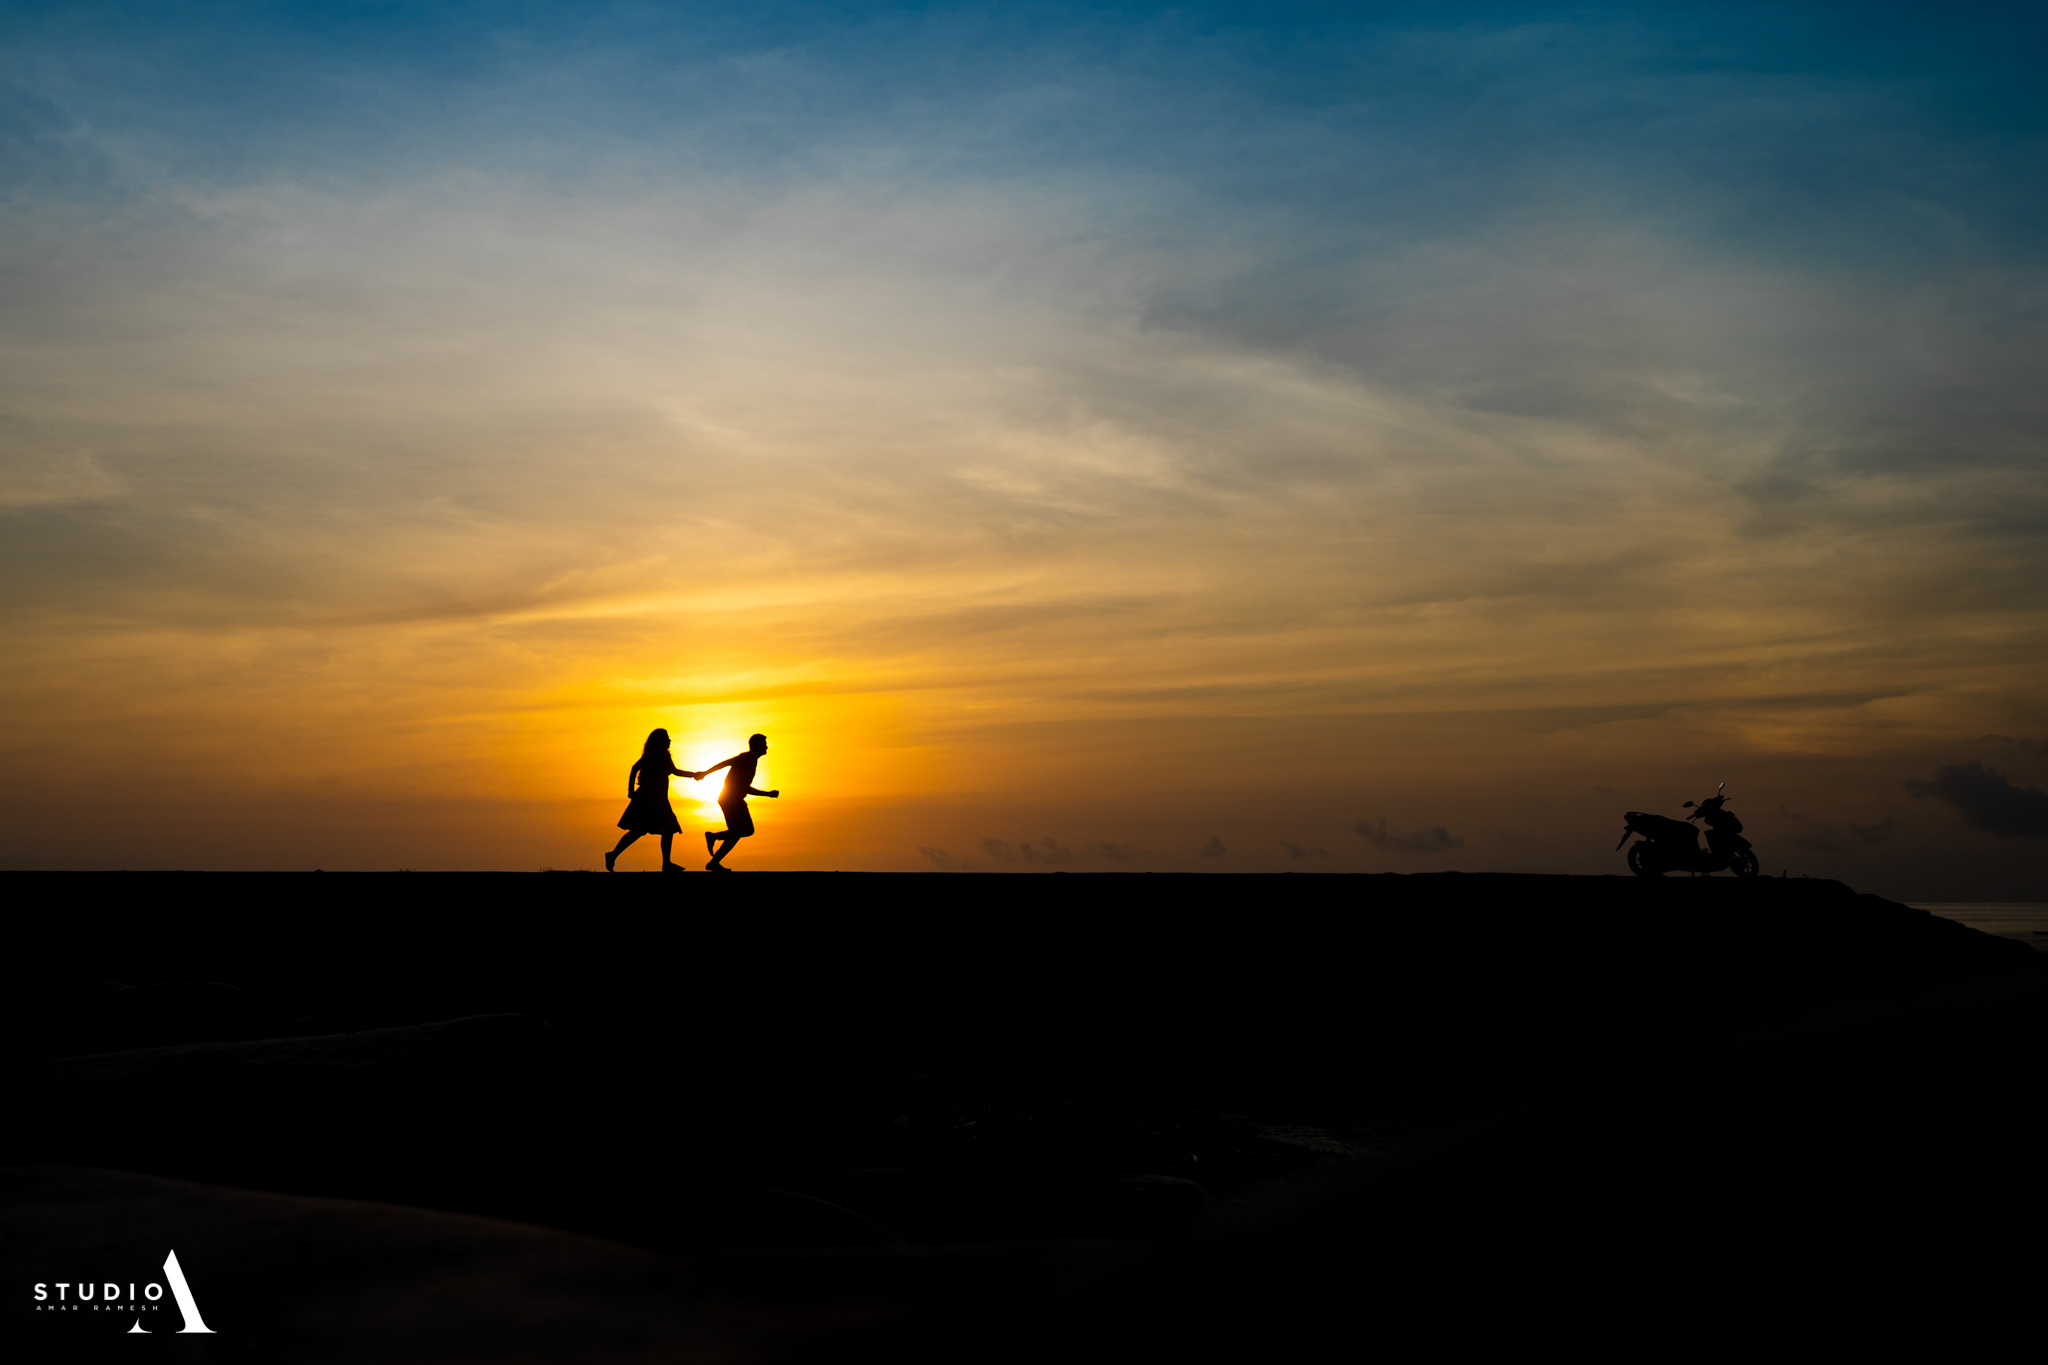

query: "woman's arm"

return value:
[746, 786, 780, 798]
[626, 758, 643, 798]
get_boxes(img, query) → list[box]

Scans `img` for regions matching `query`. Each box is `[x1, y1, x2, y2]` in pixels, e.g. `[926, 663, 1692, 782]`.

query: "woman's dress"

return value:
[617, 757, 683, 835]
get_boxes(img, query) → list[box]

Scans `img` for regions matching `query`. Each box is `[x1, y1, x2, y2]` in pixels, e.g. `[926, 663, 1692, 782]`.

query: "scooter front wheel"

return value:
[1626, 843, 1661, 877]
[1729, 848, 1761, 878]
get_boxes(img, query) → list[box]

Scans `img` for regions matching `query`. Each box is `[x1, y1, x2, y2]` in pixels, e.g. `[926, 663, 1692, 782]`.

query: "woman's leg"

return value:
[607, 830, 641, 871]
[660, 832, 677, 868]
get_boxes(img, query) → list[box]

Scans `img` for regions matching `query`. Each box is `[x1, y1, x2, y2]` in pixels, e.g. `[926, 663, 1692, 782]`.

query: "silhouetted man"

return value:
[702, 733, 779, 871]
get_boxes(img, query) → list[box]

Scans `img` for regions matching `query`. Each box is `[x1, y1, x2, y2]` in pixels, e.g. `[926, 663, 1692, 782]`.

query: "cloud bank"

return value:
[1907, 763, 2048, 840]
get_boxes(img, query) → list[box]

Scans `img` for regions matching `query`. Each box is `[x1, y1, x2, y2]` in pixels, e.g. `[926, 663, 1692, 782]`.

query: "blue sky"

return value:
[2, 2, 2043, 885]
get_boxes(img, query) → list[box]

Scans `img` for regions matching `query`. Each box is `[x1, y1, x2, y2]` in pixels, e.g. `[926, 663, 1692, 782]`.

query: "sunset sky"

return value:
[2, 2, 2043, 894]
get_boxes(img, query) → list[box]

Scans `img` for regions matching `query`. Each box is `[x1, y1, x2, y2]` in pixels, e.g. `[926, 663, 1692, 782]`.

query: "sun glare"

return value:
[674, 738, 772, 825]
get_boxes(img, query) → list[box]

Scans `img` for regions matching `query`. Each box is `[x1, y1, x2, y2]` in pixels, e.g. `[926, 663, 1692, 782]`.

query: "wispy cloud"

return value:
[1, 5, 2042, 888]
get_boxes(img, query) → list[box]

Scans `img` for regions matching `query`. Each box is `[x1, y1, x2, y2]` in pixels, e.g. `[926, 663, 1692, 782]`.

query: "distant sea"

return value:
[1910, 904, 2048, 954]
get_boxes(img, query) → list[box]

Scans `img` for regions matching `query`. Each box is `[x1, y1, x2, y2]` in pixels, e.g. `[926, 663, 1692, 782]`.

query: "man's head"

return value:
[749, 733, 768, 754]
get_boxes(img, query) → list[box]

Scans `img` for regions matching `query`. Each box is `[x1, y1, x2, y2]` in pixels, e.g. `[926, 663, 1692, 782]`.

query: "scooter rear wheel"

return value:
[1626, 843, 1661, 877]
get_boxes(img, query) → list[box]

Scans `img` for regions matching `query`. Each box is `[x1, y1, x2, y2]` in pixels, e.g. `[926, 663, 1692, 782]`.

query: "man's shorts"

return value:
[719, 799, 755, 837]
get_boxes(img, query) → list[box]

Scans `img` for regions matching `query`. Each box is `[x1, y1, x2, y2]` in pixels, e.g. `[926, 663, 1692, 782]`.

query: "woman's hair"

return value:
[642, 728, 670, 755]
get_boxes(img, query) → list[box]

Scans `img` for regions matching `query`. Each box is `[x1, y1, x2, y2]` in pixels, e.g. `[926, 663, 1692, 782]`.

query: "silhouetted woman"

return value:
[606, 729, 702, 872]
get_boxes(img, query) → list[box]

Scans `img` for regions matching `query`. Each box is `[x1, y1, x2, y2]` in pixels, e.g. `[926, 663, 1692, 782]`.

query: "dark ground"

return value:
[5, 871, 2043, 1360]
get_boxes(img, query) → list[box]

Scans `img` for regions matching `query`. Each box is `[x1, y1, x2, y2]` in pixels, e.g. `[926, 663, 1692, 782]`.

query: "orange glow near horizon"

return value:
[2, 519, 2041, 889]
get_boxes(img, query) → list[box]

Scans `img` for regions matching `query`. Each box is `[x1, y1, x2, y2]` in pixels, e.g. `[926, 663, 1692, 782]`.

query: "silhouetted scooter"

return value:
[1617, 784, 1761, 878]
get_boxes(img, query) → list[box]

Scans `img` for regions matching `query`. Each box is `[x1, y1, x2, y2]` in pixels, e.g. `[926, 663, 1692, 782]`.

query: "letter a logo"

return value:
[124, 1250, 214, 1334]
[162, 1250, 215, 1334]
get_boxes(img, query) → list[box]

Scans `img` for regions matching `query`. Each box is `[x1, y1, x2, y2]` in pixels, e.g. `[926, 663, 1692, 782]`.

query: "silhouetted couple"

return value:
[606, 729, 779, 872]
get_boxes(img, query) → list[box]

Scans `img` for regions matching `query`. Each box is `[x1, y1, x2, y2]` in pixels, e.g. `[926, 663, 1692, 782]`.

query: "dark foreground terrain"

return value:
[6, 872, 2043, 1360]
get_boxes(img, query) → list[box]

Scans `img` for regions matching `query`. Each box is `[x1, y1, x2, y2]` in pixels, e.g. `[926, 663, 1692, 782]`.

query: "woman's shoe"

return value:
[662, 862, 685, 872]
[605, 850, 617, 872]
